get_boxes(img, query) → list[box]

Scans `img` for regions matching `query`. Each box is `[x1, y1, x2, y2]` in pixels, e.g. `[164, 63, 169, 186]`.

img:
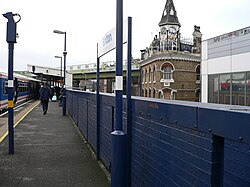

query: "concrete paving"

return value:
[0, 100, 110, 187]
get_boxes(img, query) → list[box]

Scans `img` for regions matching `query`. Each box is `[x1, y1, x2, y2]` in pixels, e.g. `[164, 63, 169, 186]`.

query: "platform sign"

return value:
[98, 28, 116, 58]
[97, 19, 128, 58]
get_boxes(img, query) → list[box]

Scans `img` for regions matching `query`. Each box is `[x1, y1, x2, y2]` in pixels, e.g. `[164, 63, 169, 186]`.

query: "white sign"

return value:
[98, 28, 116, 58]
[98, 19, 128, 58]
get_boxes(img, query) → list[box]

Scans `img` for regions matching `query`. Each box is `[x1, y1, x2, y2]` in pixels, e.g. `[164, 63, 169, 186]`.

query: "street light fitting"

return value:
[53, 30, 66, 34]
[54, 56, 62, 58]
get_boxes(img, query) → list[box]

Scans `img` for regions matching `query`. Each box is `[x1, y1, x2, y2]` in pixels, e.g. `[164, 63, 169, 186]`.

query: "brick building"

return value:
[140, 0, 202, 101]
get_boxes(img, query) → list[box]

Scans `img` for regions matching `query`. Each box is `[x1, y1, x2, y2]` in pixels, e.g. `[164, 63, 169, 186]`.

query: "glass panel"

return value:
[196, 66, 200, 81]
[247, 72, 250, 106]
[232, 73, 245, 106]
[4, 81, 8, 94]
[149, 68, 151, 82]
[141, 70, 145, 83]
[208, 75, 219, 103]
[163, 66, 172, 79]
[219, 74, 231, 104]
[153, 67, 156, 81]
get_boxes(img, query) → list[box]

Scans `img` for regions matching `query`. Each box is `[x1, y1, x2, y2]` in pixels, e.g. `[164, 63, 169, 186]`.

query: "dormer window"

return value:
[164, 10, 167, 16]
[170, 8, 174, 15]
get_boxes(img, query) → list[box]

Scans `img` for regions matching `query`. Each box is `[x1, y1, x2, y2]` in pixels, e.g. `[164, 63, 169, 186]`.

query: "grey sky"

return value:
[0, 0, 250, 72]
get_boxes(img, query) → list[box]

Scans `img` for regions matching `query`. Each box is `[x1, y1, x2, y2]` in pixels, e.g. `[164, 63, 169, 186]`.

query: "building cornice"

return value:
[140, 51, 201, 66]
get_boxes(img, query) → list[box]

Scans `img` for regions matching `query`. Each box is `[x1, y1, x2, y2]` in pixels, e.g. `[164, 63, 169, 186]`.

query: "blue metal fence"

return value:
[67, 89, 250, 186]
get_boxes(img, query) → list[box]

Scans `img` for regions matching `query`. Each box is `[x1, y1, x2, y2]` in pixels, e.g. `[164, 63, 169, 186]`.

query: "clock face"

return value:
[169, 26, 177, 34]
[161, 27, 167, 34]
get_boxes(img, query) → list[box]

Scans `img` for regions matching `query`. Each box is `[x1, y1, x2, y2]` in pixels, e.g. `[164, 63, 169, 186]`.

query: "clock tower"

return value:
[159, 0, 181, 51]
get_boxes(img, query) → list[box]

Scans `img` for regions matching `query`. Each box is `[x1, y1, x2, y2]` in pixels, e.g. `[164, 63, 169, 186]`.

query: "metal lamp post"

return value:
[53, 30, 67, 116]
[3, 12, 21, 154]
[54, 56, 62, 81]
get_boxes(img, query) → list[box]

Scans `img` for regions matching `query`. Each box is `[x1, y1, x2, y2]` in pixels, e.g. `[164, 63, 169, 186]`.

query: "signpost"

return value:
[97, 1, 132, 186]
[3, 12, 21, 154]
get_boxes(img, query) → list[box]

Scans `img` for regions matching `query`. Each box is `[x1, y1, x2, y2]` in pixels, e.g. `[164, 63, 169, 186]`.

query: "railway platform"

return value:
[0, 100, 110, 186]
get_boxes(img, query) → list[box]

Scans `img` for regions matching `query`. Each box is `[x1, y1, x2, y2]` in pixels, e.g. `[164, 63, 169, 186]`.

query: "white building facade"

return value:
[201, 26, 250, 106]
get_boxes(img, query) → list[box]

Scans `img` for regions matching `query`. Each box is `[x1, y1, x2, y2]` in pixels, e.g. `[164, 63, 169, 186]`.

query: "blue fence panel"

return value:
[78, 95, 88, 139]
[66, 90, 250, 186]
[72, 93, 78, 125]
[131, 99, 212, 187]
[224, 139, 250, 186]
[99, 94, 114, 170]
[66, 91, 73, 117]
[87, 94, 97, 151]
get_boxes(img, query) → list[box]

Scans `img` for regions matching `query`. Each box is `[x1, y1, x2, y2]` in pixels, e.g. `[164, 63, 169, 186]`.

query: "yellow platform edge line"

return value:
[0, 101, 40, 143]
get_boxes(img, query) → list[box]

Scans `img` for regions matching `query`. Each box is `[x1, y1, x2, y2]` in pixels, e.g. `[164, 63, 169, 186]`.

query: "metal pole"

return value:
[111, 0, 126, 186]
[96, 44, 100, 160]
[3, 12, 21, 154]
[60, 57, 62, 78]
[115, 0, 123, 131]
[63, 32, 67, 116]
[126, 16, 132, 187]
[8, 43, 14, 154]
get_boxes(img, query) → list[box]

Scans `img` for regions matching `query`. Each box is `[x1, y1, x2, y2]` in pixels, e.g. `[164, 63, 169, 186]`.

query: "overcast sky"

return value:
[0, 0, 250, 72]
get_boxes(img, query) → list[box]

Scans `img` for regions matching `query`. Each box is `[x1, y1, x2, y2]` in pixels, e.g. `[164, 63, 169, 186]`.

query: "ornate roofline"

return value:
[140, 51, 201, 66]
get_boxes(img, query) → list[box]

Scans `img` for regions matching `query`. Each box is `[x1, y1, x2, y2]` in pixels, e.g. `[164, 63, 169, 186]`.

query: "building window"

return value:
[153, 88, 156, 98]
[158, 90, 163, 99]
[208, 75, 219, 103]
[161, 63, 174, 81]
[163, 66, 173, 79]
[232, 73, 245, 106]
[142, 89, 144, 97]
[145, 69, 147, 83]
[149, 89, 151, 97]
[149, 67, 152, 83]
[145, 89, 148, 97]
[153, 66, 156, 82]
[196, 65, 200, 81]
[208, 72, 250, 106]
[247, 72, 250, 106]
[141, 69, 144, 84]
[219, 74, 231, 105]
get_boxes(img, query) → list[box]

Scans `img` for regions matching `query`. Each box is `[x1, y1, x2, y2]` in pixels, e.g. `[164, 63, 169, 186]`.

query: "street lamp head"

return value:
[54, 56, 62, 59]
[53, 30, 66, 34]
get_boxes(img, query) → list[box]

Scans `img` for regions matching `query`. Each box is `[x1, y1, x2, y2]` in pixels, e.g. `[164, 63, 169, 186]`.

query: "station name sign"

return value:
[210, 26, 250, 44]
[98, 19, 128, 58]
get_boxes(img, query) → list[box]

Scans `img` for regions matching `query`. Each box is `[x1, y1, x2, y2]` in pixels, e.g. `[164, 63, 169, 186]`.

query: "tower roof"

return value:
[159, 0, 181, 27]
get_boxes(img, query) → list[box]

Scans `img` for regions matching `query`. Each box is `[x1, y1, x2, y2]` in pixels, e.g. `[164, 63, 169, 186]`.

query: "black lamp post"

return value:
[53, 30, 67, 116]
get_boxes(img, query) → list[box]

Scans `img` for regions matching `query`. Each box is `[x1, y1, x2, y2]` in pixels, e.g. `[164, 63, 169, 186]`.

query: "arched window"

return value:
[161, 63, 174, 80]
[145, 89, 148, 97]
[163, 66, 173, 79]
[149, 67, 152, 83]
[153, 88, 156, 98]
[149, 89, 151, 98]
[145, 69, 148, 83]
[196, 65, 200, 81]
[141, 69, 144, 84]
[153, 66, 156, 82]
[158, 90, 164, 99]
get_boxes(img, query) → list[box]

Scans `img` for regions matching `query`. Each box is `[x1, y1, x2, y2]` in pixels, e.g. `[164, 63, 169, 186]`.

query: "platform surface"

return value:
[0, 100, 110, 187]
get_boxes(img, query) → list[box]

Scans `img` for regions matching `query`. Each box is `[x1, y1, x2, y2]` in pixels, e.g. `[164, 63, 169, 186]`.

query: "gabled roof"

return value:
[159, 0, 181, 27]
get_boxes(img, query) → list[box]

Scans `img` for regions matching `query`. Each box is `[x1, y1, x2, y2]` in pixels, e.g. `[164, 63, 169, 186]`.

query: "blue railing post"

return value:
[96, 50, 100, 160]
[111, 0, 127, 186]
[3, 12, 21, 154]
[62, 33, 67, 116]
[126, 16, 132, 187]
